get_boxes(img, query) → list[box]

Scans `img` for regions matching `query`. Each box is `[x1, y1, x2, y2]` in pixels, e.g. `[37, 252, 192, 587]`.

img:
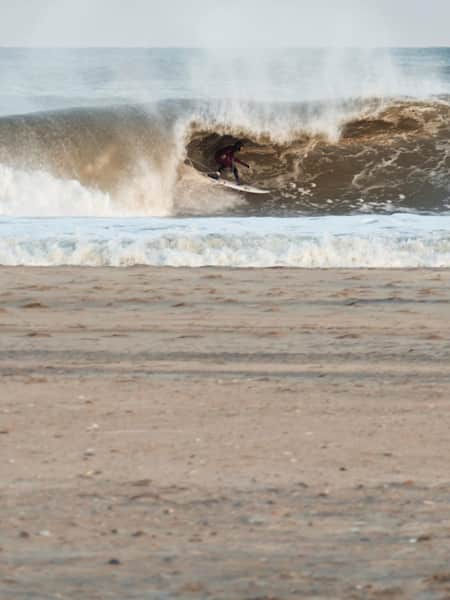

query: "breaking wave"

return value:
[2, 215, 450, 268]
[0, 97, 449, 217]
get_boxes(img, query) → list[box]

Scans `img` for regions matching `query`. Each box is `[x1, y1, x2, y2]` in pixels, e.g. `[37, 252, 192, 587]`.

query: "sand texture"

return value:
[1, 266, 450, 599]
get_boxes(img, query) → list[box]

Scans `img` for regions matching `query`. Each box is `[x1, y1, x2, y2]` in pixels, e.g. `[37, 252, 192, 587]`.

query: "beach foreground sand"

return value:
[1, 266, 450, 599]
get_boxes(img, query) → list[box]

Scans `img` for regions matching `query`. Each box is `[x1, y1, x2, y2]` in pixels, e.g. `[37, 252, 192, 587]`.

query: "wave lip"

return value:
[1, 215, 450, 268]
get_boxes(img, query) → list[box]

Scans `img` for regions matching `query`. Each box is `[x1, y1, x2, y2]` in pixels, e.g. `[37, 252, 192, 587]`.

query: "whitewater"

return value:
[0, 48, 449, 268]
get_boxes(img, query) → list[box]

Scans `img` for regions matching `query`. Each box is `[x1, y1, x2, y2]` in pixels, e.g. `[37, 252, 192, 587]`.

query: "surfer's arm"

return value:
[235, 158, 250, 168]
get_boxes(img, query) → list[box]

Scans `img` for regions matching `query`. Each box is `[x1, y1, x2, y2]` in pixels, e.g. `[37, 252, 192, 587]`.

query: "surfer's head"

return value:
[234, 140, 244, 151]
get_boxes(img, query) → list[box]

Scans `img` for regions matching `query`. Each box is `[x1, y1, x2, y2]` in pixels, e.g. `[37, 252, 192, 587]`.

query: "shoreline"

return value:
[1, 266, 450, 599]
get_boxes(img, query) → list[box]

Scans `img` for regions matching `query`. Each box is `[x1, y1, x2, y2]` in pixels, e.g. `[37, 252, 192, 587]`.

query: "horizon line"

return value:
[0, 45, 449, 50]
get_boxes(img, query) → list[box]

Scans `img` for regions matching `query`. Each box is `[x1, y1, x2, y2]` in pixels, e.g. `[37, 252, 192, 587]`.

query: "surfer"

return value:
[214, 141, 250, 185]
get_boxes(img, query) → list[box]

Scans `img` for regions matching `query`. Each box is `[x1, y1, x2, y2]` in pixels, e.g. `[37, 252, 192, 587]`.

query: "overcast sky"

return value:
[0, 0, 449, 48]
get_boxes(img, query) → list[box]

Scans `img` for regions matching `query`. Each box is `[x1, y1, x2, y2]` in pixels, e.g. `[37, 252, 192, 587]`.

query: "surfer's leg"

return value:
[233, 166, 241, 185]
[217, 165, 226, 179]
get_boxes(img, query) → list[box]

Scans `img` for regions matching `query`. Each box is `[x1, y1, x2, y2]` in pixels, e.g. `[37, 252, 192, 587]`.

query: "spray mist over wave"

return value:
[0, 48, 449, 217]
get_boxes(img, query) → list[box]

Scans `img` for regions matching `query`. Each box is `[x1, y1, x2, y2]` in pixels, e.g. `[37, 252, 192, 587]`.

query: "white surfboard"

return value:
[204, 173, 270, 195]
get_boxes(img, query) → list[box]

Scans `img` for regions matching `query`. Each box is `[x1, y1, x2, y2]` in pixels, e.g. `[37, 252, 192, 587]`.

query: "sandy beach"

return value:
[1, 266, 450, 599]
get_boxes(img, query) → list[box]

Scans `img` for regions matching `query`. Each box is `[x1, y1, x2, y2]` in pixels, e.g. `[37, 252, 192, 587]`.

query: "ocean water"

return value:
[0, 48, 449, 267]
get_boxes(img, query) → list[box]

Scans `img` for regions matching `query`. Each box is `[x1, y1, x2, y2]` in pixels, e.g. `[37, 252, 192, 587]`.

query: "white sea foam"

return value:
[1, 214, 449, 268]
[0, 163, 178, 218]
[0, 164, 118, 217]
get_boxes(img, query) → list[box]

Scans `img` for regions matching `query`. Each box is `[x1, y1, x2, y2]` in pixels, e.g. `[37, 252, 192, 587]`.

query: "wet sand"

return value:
[1, 266, 450, 599]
